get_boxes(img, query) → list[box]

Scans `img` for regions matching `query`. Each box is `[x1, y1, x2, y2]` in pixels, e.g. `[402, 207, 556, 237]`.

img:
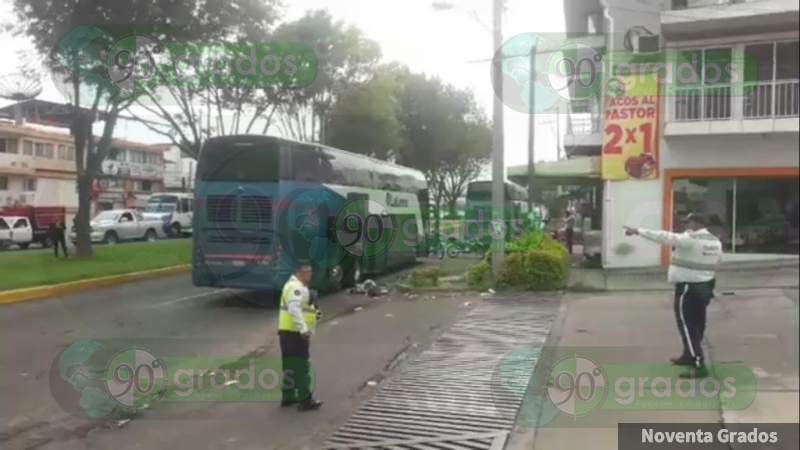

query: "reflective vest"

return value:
[278, 276, 319, 332]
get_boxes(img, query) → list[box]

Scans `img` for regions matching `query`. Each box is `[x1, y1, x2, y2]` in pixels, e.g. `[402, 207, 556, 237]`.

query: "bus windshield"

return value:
[466, 182, 492, 201]
[146, 196, 178, 213]
[197, 139, 280, 182]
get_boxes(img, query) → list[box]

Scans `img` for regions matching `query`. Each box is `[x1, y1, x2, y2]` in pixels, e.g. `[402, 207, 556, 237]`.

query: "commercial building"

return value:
[0, 122, 79, 223]
[0, 119, 167, 222]
[96, 139, 166, 211]
[160, 143, 197, 192]
[511, 0, 799, 268]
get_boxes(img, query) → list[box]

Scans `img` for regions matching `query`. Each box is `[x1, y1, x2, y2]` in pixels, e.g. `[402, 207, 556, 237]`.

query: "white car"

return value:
[0, 216, 34, 249]
[70, 209, 165, 244]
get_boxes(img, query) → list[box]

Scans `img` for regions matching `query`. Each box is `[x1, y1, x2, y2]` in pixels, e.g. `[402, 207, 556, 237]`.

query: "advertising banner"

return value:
[602, 74, 660, 180]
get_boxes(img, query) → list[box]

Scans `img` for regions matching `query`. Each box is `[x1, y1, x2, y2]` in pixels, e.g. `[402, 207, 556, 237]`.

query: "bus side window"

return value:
[181, 198, 190, 213]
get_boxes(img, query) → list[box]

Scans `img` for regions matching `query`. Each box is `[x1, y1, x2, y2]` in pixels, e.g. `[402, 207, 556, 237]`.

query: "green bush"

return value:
[496, 247, 568, 291]
[480, 232, 568, 291]
[466, 261, 493, 291]
[409, 267, 443, 288]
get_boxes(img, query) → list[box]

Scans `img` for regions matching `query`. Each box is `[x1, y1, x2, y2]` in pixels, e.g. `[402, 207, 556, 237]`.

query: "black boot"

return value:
[297, 398, 323, 412]
[669, 355, 695, 366]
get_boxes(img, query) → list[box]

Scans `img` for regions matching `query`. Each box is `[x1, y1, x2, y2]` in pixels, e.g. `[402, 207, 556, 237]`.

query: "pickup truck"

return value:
[0, 216, 34, 249]
[0, 206, 65, 249]
[70, 209, 165, 244]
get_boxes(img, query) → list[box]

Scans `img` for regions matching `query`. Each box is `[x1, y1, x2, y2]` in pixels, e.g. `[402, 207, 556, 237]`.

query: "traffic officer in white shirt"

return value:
[624, 213, 723, 378]
[278, 263, 323, 411]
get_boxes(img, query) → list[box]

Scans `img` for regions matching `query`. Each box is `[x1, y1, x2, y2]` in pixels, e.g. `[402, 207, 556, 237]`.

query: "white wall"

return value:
[35, 177, 78, 210]
[602, 178, 664, 267]
[663, 134, 800, 169]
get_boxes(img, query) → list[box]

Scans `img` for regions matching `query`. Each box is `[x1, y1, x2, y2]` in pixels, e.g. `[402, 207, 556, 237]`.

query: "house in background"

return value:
[159, 144, 197, 193]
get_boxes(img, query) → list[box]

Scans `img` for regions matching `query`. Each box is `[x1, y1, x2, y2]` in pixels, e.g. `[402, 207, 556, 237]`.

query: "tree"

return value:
[439, 120, 491, 217]
[326, 68, 405, 159]
[273, 10, 381, 143]
[105, 0, 284, 159]
[394, 72, 491, 227]
[11, 0, 281, 256]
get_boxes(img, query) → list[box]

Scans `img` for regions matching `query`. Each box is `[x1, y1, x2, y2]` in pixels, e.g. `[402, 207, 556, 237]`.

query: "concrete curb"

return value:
[0, 265, 191, 305]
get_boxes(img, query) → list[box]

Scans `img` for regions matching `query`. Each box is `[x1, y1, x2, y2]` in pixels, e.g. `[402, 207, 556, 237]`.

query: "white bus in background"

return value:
[143, 193, 194, 237]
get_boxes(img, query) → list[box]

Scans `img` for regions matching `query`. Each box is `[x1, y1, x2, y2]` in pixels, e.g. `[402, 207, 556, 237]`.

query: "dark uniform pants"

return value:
[54, 234, 68, 257]
[674, 280, 715, 367]
[278, 330, 313, 402]
[565, 228, 574, 254]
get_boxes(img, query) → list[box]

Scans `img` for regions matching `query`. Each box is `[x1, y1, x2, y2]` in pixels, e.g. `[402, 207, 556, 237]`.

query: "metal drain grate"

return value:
[324, 296, 557, 449]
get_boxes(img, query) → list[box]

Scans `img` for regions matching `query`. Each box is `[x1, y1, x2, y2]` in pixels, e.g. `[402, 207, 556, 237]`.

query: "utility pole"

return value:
[490, 0, 505, 274]
[527, 46, 536, 214]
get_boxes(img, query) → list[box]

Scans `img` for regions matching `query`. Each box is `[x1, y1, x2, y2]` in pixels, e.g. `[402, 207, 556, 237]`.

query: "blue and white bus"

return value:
[192, 135, 428, 292]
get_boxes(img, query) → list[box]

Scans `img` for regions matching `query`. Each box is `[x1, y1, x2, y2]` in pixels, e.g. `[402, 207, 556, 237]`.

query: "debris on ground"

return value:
[349, 279, 389, 297]
[384, 313, 394, 318]
[366, 380, 378, 387]
[354, 306, 363, 312]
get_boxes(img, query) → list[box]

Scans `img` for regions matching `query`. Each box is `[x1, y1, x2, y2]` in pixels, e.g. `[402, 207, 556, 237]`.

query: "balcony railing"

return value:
[744, 79, 800, 119]
[567, 115, 601, 135]
[672, 0, 745, 10]
[566, 98, 602, 135]
[673, 79, 799, 121]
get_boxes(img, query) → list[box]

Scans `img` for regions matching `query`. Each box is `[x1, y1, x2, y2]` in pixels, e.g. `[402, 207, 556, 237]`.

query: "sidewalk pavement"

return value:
[506, 285, 800, 450]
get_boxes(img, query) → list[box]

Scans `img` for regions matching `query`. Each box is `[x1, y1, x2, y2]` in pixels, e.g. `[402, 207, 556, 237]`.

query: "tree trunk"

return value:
[75, 174, 94, 258]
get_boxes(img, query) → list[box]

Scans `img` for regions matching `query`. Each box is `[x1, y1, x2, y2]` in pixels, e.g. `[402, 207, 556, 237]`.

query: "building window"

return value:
[34, 142, 54, 159]
[25, 178, 37, 192]
[673, 48, 733, 121]
[57, 144, 74, 160]
[743, 40, 800, 118]
[141, 180, 152, 192]
[673, 177, 799, 254]
[23, 140, 33, 155]
[0, 139, 18, 153]
[0, 176, 8, 190]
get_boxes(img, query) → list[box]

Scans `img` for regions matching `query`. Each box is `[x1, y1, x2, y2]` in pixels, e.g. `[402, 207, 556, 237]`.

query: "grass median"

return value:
[0, 239, 192, 292]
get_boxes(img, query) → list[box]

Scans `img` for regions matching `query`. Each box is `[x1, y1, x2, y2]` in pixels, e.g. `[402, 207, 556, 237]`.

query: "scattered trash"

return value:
[350, 279, 389, 297]
[19, 372, 29, 377]
[384, 313, 394, 318]
[487, 288, 496, 294]
[223, 379, 238, 387]
[116, 419, 131, 428]
[354, 306, 363, 312]
[463, 301, 472, 307]
[480, 292, 491, 297]
[366, 380, 378, 387]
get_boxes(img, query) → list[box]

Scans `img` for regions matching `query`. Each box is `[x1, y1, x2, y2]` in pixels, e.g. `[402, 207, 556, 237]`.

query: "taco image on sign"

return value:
[624, 153, 656, 179]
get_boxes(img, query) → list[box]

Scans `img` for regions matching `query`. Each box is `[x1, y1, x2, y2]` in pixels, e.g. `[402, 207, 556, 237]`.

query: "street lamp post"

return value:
[527, 46, 536, 214]
[490, 0, 505, 274]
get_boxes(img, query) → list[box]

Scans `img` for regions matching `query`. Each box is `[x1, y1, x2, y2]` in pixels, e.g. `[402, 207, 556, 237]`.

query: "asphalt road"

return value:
[0, 272, 477, 450]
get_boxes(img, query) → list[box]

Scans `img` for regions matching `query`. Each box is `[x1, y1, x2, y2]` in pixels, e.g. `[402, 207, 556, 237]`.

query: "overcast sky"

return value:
[0, 0, 566, 169]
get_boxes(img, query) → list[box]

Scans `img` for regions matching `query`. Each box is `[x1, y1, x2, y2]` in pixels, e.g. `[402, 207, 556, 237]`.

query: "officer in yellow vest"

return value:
[278, 263, 323, 411]
[625, 213, 723, 378]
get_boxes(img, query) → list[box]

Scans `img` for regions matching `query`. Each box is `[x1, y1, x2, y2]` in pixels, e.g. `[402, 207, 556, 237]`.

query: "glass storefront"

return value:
[673, 177, 799, 254]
